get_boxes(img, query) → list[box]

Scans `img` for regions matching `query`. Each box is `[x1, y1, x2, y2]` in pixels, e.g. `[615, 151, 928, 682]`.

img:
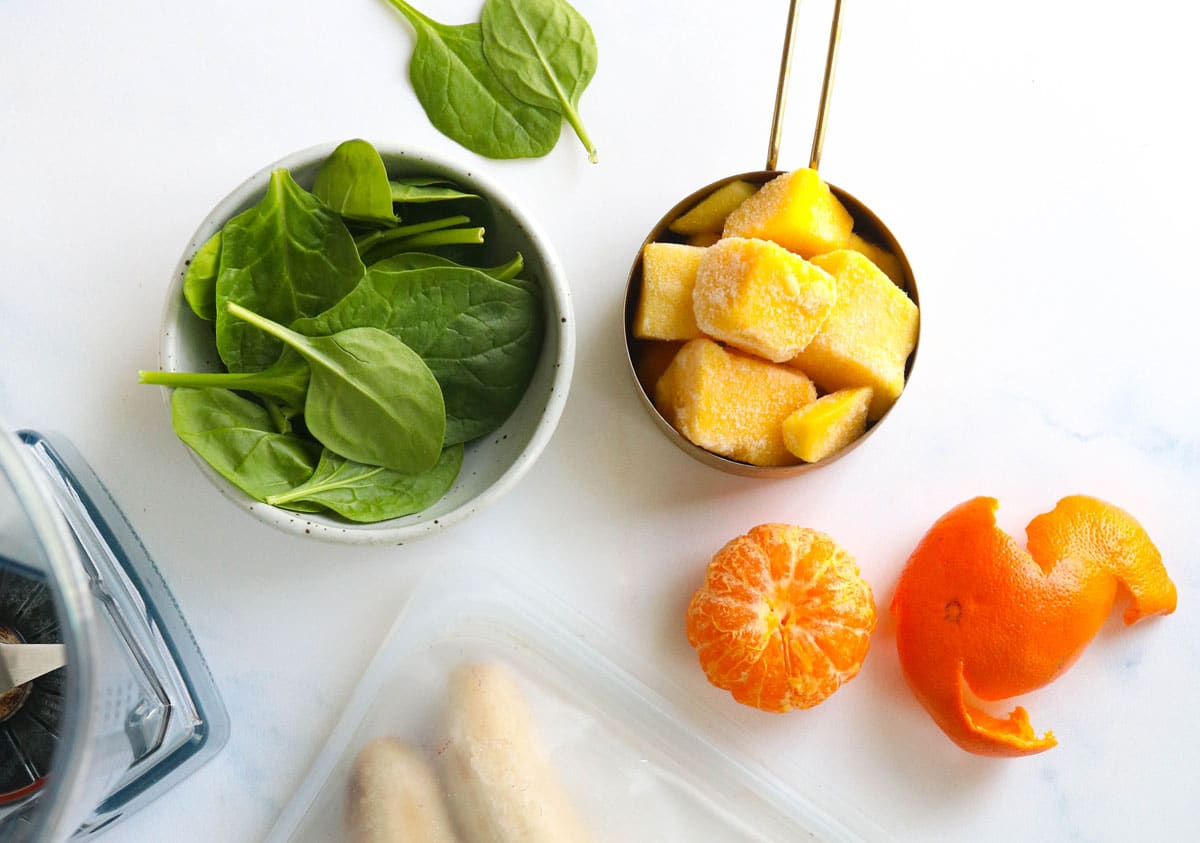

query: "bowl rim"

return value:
[157, 140, 575, 545]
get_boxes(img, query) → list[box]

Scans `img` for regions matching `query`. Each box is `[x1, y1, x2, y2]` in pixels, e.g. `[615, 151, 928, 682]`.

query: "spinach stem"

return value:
[137, 367, 306, 407]
[383, 227, 485, 251]
[139, 369, 248, 388]
[490, 253, 524, 283]
[382, 0, 433, 29]
[535, 55, 599, 163]
[226, 302, 304, 349]
[355, 215, 471, 253]
[562, 99, 598, 164]
[263, 399, 293, 434]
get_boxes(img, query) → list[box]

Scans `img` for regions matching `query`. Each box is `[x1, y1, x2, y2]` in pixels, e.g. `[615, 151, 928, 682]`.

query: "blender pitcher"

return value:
[0, 424, 228, 840]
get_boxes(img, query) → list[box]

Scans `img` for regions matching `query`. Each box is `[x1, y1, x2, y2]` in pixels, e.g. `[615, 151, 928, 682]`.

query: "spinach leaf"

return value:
[266, 445, 463, 522]
[360, 250, 525, 284]
[381, 0, 561, 159]
[170, 387, 322, 502]
[481, 0, 599, 162]
[313, 139, 399, 227]
[139, 346, 311, 410]
[292, 262, 541, 444]
[227, 302, 446, 473]
[216, 169, 364, 373]
[389, 177, 479, 204]
[262, 396, 299, 435]
[182, 231, 222, 321]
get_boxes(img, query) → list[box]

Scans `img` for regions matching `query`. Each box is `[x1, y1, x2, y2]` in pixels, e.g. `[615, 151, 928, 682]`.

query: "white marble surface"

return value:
[2, 0, 1198, 840]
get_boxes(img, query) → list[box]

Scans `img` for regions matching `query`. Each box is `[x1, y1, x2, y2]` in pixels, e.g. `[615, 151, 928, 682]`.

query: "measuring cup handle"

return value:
[765, 0, 846, 173]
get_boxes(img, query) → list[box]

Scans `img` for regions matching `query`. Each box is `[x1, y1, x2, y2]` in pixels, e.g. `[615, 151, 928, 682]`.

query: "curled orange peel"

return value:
[890, 495, 1176, 757]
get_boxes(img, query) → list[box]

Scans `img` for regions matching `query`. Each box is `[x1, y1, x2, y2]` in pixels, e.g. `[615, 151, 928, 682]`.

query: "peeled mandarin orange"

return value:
[891, 496, 1176, 757]
[686, 524, 877, 713]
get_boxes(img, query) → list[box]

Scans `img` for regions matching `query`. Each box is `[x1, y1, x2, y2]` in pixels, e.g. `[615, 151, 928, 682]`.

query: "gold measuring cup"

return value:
[623, 0, 921, 477]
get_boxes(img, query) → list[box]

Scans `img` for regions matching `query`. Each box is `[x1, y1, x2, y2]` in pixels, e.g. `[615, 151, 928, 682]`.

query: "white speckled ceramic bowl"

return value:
[157, 142, 574, 545]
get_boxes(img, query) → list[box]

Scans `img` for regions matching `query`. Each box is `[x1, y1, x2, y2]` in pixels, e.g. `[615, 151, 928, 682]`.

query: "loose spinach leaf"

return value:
[313, 139, 399, 227]
[227, 302, 446, 473]
[170, 387, 322, 502]
[481, 0, 599, 162]
[182, 231, 222, 321]
[139, 346, 311, 410]
[266, 445, 463, 522]
[292, 262, 541, 444]
[381, 0, 561, 159]
[216, 169, 364, 373]
[389, 177, 479, 204]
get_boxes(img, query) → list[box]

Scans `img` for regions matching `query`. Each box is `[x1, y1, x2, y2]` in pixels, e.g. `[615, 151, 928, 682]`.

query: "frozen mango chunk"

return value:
[791, 250, 919, 421]
[654, 338, 816, 466]
[693, 237, 837, 363]
[782, 386, 873, 462]
[635, 340, 684, 391]
[687, 232, 722, 247]
[669, 180, 759, 236]
[722, 169, 853, 258]
[849, 233, 904, 286]
[634, 242, 706, 341]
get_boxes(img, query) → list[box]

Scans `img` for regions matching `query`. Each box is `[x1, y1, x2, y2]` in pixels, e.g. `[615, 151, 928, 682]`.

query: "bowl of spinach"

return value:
[145, 139, 574, 544]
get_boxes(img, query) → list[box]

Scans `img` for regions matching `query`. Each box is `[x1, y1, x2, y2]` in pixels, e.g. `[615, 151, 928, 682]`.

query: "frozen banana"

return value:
[345, 737, 459, 843]
[442, 662, 589, 843]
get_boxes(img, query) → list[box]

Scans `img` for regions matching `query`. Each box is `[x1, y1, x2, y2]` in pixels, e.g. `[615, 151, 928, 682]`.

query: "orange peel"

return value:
[891, 495, 1176, 756]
